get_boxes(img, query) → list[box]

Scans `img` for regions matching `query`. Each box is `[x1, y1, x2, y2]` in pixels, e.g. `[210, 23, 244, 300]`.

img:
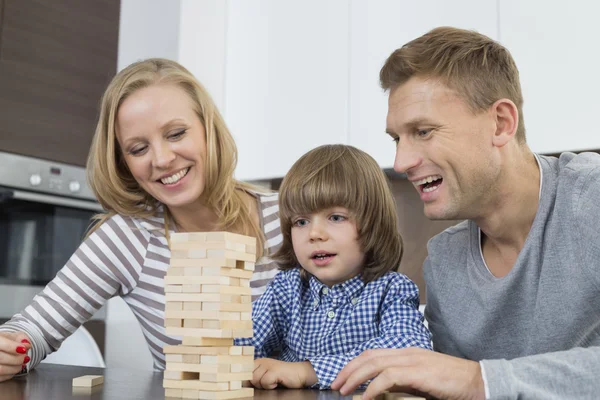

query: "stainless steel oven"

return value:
[0, 150, 105, 322]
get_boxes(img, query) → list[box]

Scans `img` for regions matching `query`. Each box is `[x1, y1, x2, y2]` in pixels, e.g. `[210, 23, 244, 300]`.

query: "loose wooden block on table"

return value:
[72, 375, 104, 387]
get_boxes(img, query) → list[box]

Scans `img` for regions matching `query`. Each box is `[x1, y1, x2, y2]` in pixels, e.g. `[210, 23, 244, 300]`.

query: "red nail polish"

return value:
[23, 356, 30, 363]
[16, 346, 27, 354]
[21, 339, 30, 345]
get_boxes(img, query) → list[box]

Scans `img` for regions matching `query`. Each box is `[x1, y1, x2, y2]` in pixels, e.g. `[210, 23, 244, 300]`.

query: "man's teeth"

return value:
[415, 175, 442, 186]
[161, 168, 189, 185]
[423, 184, 441, 193]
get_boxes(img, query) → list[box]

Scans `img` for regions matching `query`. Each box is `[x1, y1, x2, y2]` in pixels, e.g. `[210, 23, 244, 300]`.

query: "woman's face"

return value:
[115, 83, 209, 211]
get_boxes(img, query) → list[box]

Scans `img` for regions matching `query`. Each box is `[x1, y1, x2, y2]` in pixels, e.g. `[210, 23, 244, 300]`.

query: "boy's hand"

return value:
[250, 358, 318, 389]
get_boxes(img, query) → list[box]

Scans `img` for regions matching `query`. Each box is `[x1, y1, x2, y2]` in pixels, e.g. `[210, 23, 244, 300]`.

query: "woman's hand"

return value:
[0, 332, 32, 383]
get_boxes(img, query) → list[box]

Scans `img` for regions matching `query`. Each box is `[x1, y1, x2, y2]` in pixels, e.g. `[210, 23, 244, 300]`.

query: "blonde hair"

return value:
[273, 144, 403, 284]
[86, 58, 266, 256]
[380, 26, 526, 143]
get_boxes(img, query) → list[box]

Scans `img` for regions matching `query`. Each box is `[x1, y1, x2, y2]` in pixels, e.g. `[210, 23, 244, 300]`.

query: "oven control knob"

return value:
[29, 174, 42, 186]
[69, 181, 81, 193]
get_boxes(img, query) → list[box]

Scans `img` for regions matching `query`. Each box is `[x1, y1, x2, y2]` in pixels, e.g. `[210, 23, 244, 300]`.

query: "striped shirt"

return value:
[235, 268, 432, 389]
[0, 191, 282, 371]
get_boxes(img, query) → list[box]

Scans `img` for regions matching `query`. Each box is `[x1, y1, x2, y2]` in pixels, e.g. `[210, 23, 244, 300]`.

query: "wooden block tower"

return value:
[163, 232, 256, 400]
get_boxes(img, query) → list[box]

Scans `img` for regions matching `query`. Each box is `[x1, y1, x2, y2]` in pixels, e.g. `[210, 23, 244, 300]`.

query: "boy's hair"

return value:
[380, 26, 526, 143]
[273, 144, 403, 284]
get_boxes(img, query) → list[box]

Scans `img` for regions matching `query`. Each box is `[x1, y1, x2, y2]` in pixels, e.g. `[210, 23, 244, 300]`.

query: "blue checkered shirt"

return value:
[234, 268, 432, 389]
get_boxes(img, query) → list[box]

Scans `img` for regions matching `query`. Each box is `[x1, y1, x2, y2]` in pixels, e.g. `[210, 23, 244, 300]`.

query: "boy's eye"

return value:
[416, 128, 433, 137]
[330, 214, 347, 222]
[293, 218, 308, 227]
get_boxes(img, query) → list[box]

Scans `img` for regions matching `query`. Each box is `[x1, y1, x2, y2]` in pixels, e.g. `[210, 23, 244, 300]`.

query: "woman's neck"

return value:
[167, 203, 221, 233]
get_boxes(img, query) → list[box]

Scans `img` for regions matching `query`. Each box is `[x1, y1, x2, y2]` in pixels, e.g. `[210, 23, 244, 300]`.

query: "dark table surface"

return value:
[0, 363, 369, 399]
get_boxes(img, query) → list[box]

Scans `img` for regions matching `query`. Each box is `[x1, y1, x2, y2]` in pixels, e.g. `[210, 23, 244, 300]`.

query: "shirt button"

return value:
[351, 297, 359, 305]
[322, 287, 329, 295]
[327, 310, 335, 319]
[313, 299, 319, 307]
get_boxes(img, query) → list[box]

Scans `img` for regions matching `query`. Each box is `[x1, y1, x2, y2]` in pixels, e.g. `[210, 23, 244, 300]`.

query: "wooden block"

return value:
[184, 267, 203, 276]
[166, 327, 233, 338]
[165, 318, 183, 328]
[164, 370, 199, 380]
[206, 250, 255, 263]
[206, 232, 256, 247]
[200, 285, 252, 296]
[165, 387, 183, 397]
[165, 276, 240, 286]
[165, 310, 242, 321]
[171, 241, 246, 253]
[181, 337, 234, 347]
[199, 372, 253, 382]
[183, 319, 206, 328]
[165, 293, 243, 304]
[166, 267, 185, 276]
[232, 329, 253, 339]
[165, 362, 231, 374]
[245, 244, 256, 255]
[202, 302, 252, 313]
[228, 381, 242, 390]
[178, 387, 254, 400]
[171, 249, 207, 259]
[200, 355, 254, 365]
[240, 312, 251, 321]
[182, 284, 202, 293]
[183, 302, 203, 311]
[200, 267, 253, 280]
[182, 354, 200, 364]
[166, 301, 183, 311]
[242, 262, 255, 271]
[170, 232, 207, 243]
[229, 363, 253, 373]
[240, 296, 251, 304]
[201, 320, 221, 329]
[165, 284, 182, 293]
[164, 345, 245, 356]
[241, 347, 254, 356]
[171, 257, 237, 269]
[220, 320, 253, 330]
[72, 375, 104, 387]
[163, 379, 229, 391]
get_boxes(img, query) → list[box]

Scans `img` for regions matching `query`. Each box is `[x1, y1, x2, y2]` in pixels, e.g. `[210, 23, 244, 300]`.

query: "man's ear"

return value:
[491, 98, 518, 148]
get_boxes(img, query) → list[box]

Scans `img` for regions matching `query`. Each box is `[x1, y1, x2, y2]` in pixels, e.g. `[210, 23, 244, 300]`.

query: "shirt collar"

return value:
[308, 274, 365, 303]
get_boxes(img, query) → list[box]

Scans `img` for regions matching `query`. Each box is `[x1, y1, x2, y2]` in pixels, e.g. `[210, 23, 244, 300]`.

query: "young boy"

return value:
[235, 144, 432, 389]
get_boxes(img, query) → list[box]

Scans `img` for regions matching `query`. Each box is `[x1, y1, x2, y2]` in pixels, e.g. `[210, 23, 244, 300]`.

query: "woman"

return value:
[0, 58, 282, 381]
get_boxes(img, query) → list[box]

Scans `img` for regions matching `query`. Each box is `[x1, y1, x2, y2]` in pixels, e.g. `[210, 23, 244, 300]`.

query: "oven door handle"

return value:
[8, 189, 104, 212]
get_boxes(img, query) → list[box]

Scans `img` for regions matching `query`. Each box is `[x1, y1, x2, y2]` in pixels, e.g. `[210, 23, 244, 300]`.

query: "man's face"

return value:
[386, 77, 500, 220]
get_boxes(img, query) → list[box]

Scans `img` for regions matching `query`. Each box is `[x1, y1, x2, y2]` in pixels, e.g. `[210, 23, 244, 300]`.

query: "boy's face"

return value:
[291, 207, 365, 287]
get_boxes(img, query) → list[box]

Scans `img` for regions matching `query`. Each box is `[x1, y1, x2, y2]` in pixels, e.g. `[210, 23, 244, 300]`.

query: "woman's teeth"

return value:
[161, 168, 189, 185]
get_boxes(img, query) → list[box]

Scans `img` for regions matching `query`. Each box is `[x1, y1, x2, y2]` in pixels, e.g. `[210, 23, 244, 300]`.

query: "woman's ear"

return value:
[491, 98, 519, 148]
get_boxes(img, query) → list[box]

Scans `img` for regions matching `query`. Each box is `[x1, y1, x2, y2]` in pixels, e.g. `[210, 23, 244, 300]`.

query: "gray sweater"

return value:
[424, 152, 600, 400]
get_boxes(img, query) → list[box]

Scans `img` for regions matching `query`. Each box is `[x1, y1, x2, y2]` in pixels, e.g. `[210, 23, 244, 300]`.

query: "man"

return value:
[331, 27, 600, 400]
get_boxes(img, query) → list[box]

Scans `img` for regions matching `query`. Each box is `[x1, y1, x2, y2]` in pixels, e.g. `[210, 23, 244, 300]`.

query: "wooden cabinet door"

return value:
[0, 0, 119, 166]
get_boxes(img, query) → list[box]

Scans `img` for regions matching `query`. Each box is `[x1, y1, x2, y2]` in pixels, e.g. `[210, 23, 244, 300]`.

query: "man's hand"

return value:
[331, 348, 485, 400]
[250, 358, 318, 389]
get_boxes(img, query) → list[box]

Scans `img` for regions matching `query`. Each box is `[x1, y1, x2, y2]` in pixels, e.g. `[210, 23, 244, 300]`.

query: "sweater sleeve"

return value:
[482, 347, 600, 399]
[0, 215, 148, 371]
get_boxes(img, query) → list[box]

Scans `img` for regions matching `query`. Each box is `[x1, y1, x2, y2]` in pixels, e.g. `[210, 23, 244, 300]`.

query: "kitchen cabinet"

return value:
[0, 0, 120, 167]
[498, 0, 600, 154]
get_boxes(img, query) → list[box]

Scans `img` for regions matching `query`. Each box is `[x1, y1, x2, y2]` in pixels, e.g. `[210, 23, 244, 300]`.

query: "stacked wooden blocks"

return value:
[163, 232, 256, 400]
